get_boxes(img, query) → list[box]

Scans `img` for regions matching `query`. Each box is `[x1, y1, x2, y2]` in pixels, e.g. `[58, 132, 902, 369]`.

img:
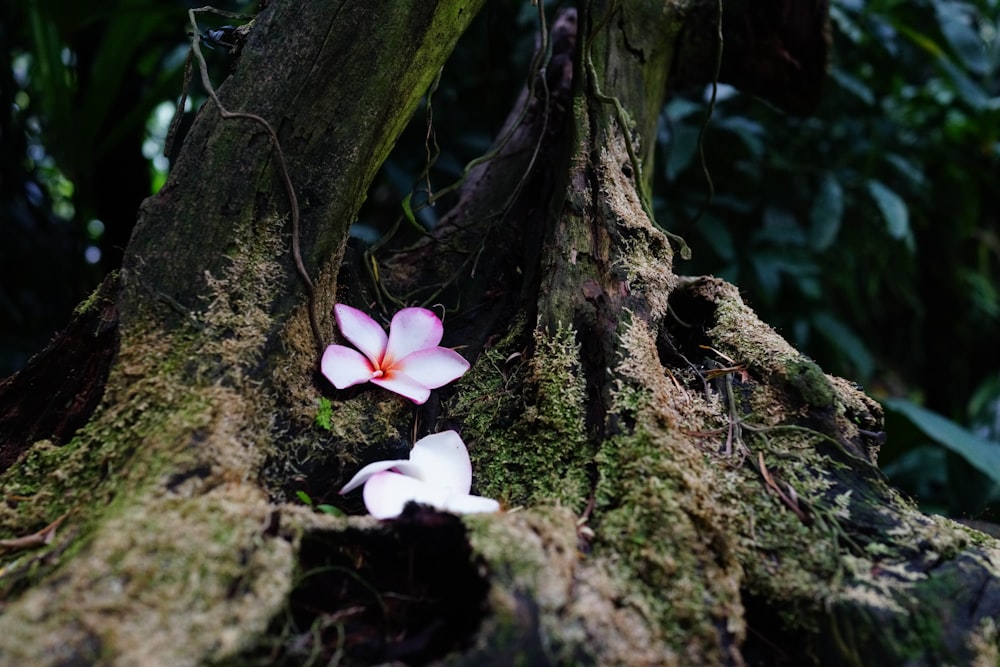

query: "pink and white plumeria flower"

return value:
[321, 304, 470, 404]
[339, 430, 500, 519]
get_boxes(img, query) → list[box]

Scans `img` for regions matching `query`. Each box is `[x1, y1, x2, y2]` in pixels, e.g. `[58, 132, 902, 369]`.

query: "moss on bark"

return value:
[1, 1, 998, 665]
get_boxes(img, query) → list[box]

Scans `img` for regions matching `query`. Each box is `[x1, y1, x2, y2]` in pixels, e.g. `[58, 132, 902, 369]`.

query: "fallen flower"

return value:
[339, 430, 500, 519]
[321, 304, 470, 404]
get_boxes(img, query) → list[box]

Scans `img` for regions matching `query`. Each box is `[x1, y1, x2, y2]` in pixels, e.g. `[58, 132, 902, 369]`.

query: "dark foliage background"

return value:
[2, 0, 997, 518]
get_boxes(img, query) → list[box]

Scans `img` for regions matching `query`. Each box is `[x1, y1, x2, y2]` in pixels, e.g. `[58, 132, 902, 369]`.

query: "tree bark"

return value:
[0, 1, 997, 666]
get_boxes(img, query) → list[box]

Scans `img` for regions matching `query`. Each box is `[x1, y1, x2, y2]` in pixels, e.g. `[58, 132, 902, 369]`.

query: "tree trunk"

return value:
[1, 1, 998, 665]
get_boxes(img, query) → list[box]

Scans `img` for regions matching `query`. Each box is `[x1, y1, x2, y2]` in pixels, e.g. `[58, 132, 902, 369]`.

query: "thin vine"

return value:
[583, 1, 692, 259]
[690, 0, 724, 226]
[185, 7, 325, 355]
[363, 1, 557, 313]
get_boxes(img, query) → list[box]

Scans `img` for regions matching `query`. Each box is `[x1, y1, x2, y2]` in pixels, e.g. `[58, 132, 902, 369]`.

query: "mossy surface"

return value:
[454, 272, 1000, 665]
[0, 211, 296, 664]
[453, 321, 592, 511]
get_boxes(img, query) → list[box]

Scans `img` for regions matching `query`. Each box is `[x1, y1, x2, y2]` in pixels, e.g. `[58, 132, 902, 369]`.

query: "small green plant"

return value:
[315, 397, 333, 431]
[295, 489, 344, 516]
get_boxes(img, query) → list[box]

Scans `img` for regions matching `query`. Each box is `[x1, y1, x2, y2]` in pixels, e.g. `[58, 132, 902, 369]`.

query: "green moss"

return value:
[0, 333, 255, 597]
[0, 209, 296, 662]
[465, 506, 579, 606]
[453, 321, 592, 511]
[72, 271, 118, 316]
[588, 307, 936, 660]
[465, 507, 683, 665]
[784, 358, 836, 409]
[0, 488, 292, 666]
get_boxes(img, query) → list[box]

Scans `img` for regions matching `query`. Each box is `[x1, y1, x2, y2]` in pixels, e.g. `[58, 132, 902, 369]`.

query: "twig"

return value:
[0, 512, 69, 553]
[164, 48, 194, 160]
[757, 452, 811, 524]
[366, 1, 558, 313]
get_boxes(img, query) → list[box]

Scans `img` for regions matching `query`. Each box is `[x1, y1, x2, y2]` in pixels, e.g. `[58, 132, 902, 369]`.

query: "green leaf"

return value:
[829, 5, 864, 44]
[934, 0, 988, 76]
[317, 504, 345, 516]
[883, 398, 1000, 487]
[663, 97, 703, 120]
[748, 249, 818, 300]
[83, 10, 174, 159]
[829, 66, 874, 105]
[866, 180, 911, 242]
[896, 24, 947, 59]
[717, 116, 766, 158]
[882, 153, 927, 189]
[935, 57, 989, 110]
[401, 191, 418, 228]
[315, 397, 333, 431]
[27, 4, 75, 160]
[760, 207, 806, 246]
[295, 490, 313, 506]
[811, 312, 874, 380]
[809, 173, 843, 251]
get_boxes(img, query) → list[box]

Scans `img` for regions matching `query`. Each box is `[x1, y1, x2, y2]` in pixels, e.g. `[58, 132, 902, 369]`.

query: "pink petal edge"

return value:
[394, 347, 470, 389]
[334, 304, 388, 366]
[384, 308, 444, 365]
[339, 459, 407, 494]
[370, 372, 432, 404]
[321, 345, 376, 389]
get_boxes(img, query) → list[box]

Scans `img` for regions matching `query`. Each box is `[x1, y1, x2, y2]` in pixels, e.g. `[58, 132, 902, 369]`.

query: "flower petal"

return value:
[370, 372, 432, 404]
[394, 347, 470, 389]
[360, 471, 499, 519]
[334, 304, 388, 366]
[441, 492, 501, 515]
[321, 345, 375, 389]
[383, 308, 443, 365]
[405, 430, 473, 492]
[362, 471, 448, 519]
[339, 458, 408, 494]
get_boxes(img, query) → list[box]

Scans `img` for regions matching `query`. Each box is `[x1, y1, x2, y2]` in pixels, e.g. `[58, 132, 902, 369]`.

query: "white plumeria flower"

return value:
[321, 304, 470, 404]
[339, 430, 500, 519]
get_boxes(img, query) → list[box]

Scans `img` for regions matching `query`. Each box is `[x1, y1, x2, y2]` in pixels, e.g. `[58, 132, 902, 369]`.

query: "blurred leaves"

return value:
[884, 397, 1000, 487]
[2, 0, 252, 374]
[808, 173, 843, 251]
[658, 0, 1000, 517]
[865, 179, 912, 247]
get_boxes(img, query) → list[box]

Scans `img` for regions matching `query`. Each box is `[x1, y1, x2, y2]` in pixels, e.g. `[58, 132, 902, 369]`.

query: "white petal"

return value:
[339, 459, 408, 494]
[406, 430, 472, 492]
[334, 304, 388, 367]
[370, 373, 431, 404]
[321, 345, 375, 389]
[383, 308, 443, 365]
[441, 492, 501, 515]
[362, 471, 449, 519]
[394, 347, 470, 389]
